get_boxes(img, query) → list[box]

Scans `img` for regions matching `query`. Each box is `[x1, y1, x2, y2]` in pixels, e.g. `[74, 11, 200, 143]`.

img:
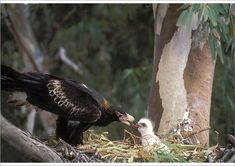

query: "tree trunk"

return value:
[148, 4, 215, 146]
[184, 41, 215, 146]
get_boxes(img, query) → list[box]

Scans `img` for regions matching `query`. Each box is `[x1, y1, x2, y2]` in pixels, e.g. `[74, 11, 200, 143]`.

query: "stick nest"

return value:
[43, 129, 234, 163]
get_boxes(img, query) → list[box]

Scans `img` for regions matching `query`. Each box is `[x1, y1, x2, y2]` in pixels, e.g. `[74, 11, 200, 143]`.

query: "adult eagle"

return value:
[1, 65, 135, 145]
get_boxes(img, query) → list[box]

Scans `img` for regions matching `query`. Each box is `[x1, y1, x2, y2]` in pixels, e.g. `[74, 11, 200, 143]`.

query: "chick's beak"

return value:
[119, 113, 135, 126]
[131, 123, 141, 128]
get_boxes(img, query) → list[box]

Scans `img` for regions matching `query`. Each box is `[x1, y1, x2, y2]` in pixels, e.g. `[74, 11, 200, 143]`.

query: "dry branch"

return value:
[0, 114, 63, 162]
[184, 127, 211, 138]
[227, 134, 235, 145]
[58, 47, 82, 74]
[24, 107, 37, 133]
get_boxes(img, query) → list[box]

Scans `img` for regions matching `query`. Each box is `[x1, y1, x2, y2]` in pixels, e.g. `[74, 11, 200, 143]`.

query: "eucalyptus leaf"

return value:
[208, 8, 218, 26]
[222, 4, 230, 13]
[217, 41, 224, 64]
[203, 8, 209, 22]
[210, 4, 225, 14]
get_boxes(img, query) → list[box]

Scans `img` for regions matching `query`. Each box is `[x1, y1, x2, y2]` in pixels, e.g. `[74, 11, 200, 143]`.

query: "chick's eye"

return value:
[139, 123, 146, 127]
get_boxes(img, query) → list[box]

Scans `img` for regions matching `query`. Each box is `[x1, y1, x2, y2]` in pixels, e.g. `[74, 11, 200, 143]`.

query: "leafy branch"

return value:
[177, 4, 235, 64]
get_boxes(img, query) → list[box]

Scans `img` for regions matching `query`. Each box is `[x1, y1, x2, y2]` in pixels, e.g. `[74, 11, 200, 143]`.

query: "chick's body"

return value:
[137, 118, 169, 152]
[137, 118, 160, 147]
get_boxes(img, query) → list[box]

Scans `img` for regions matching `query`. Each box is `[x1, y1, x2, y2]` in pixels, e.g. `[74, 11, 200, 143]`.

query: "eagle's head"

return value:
[105, 106, 135, 125]
[115, 110, 135, 126]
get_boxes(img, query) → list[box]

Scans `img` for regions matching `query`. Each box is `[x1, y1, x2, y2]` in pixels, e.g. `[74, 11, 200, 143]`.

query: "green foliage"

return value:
[210, 55, 234, 145]
[154, 142, 218, 162]
[154, 151, 187, 162]
[177, 4, 235, 64]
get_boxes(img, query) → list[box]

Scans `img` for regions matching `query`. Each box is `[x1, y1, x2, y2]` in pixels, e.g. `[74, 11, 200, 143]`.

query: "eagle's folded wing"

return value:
[47, 80, 101, 123]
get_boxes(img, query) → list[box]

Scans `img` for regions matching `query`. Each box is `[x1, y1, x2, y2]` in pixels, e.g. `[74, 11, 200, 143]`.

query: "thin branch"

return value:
[228, 154, 235, 162]
[227, 134, 235, 145]
[1, 114, 63, 162]
[24, 108, 37, 134]
[184, 127, 211, 138]
[58, 47, 82, 74]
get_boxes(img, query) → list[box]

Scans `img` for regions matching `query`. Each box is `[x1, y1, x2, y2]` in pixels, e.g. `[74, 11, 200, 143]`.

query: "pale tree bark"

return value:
[148, 4, 181, 133]
[3, 4, 57, 135]
[0, 114, 63, 162]
[184, 40, 215, 146]
[148, 4, 215, 146]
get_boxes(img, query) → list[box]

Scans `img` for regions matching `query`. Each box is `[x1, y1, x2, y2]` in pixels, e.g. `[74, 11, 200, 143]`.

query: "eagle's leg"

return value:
[67, 122, 92, 145]
[56, 116, 69, 142]
[68, 130, 84, 145]
[56, 116, 91, 145]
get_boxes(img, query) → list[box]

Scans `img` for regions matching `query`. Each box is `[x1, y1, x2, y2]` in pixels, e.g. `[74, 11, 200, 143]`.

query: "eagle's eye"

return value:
[117, 113, 123, 118]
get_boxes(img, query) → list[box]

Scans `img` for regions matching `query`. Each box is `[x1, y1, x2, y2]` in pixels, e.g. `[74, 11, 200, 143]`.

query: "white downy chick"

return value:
[134, 118, 169, 152]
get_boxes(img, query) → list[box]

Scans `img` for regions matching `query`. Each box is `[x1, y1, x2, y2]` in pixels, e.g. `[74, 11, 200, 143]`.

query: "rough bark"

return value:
[148, 4, 215, 146]
[0, 114, 63, 162]
[184, 40, 215, 146]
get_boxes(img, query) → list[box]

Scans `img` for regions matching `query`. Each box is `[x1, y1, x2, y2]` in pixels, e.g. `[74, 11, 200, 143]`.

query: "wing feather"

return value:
[47, 80, 101, 123]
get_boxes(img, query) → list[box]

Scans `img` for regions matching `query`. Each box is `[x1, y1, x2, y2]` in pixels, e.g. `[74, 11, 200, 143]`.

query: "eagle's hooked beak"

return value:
[119, 113, 135, 126]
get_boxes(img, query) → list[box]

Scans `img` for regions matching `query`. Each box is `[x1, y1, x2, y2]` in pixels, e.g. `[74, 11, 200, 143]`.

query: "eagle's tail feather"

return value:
[1, 65, 23, 91]
[1, 65, 46, 92]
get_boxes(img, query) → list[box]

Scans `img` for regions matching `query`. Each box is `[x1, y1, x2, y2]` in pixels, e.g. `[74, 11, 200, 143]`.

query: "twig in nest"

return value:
[59, 138, 92, 162]
[123, 129, 140, 145]
[214, 148, 226, 161]
[227, 134, 235, 145]
[186, 152, 194, 161]
[215, 130, 220, 143]
[221, 149, 235, 162]
[184, 127, 211, 138]
[228, 154, 235, 162]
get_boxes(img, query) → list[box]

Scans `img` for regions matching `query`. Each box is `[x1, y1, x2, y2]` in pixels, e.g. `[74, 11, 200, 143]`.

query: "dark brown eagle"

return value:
[1, 65, 135, 145]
